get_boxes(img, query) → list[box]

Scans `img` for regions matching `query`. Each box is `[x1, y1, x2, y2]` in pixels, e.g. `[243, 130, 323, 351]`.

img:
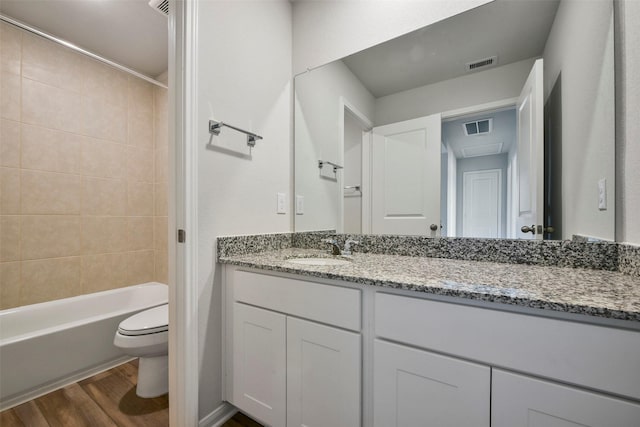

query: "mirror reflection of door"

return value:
[371, 114, 441, 236]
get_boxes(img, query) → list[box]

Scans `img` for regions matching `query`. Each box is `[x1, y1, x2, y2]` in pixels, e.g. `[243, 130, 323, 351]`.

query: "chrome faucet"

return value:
[322, 238, 360, 256]
[322, 239, 342, 256]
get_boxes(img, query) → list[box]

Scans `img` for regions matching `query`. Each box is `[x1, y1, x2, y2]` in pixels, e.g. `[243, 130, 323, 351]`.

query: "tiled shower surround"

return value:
[0, 22, 168, 309]
[217, 232, 640, 277]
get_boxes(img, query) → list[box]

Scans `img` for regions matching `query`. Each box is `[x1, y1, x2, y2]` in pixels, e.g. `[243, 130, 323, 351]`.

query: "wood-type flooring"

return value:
[0, 360, 262, 427]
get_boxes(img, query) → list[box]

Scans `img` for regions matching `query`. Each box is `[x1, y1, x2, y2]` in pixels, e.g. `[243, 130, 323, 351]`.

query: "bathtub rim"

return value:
[0, 282, 168, 346]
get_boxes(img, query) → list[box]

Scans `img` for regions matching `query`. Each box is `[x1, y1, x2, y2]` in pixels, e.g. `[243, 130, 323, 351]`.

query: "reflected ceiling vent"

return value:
[149, 0, 169, 16]
[463, 118, 493, 136]
[466, 56, 498, 72]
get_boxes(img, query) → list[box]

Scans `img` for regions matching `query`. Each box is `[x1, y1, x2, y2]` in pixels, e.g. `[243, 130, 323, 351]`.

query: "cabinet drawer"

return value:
[375, 292, 640, 400]
[234, 270, 361, 331]
[492, 369, 640, 426]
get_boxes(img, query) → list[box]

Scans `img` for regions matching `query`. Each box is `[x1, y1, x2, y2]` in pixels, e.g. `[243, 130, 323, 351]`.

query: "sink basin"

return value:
[286, 257, 351, 266]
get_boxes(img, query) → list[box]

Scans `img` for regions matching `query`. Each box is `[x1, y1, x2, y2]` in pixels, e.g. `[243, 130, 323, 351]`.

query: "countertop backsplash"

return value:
[218, 232, 639, 277]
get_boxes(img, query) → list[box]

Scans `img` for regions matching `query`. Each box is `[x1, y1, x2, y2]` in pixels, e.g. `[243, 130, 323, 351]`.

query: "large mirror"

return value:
[294, 0, 615, 241]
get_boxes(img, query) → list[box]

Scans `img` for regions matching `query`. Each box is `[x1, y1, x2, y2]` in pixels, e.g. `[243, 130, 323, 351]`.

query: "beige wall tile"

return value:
[82, 177, 127, 216]
[127, 181, 153, 216]
[128, 217, 154, 251]
[153, 87, 168, 150]
[0, 22, 22, 76]
[22, 78, 84, 134]
[155, 181, 167, 216]
[81, 253, 129, 294]
[21, 124, 82, 174]
[82, 96, 127, 143]
[1, 119, 20, 167]
[126, 250, 155, 285]
[1, 72, 20, 121]
[21, 170, 81, 214]
[0, 261, 21, 309]
[0, 167, 20, 214]
[1, 215, 20, 262]
[81, 216, 128, 254]
[83, 59, 128, 108]
[128, 77, 153, 113]
[154, 216, 168, 251]
[155, 147, 168, 183]
[128, 109, 153, 148]
[22, 33, 85, 93]
[21, 257, 81, 305]
[154, 250, 167, 284]
[22, 215, 81, 260]
[126, 146, 153, 182]
[81, 138, 127, 178]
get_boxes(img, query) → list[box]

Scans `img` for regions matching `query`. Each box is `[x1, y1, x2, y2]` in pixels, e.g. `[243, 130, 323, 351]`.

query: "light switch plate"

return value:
[598, 178, 607, 210]
[277, 192, 286, 214]
[296, 195, 304, 215]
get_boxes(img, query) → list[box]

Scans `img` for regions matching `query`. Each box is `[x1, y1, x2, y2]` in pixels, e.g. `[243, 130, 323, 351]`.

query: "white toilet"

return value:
[113, 304, 169, 398]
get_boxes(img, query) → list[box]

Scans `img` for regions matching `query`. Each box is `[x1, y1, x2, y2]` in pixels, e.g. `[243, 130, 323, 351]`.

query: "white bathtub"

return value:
[0, 282, 168, 410]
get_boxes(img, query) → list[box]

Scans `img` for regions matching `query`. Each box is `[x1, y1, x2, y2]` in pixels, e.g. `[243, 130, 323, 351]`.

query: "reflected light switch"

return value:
[296, 195, 304, 215]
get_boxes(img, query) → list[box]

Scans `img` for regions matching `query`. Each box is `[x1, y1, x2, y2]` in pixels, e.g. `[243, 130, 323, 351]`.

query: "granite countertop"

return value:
[219, 248, 640, 322]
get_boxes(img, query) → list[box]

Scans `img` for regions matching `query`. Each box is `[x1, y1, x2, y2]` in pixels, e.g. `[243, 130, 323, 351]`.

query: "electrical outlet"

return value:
[296, 195, 304, 215]
[277, 193, 286, 214]
[598, 178, 607, 210]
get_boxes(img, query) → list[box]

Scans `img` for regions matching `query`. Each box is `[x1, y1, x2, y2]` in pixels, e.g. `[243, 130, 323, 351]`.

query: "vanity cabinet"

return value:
[375, 292, 640, 426]
[225, 268, 362, 427]
[374, 339, 490, 427]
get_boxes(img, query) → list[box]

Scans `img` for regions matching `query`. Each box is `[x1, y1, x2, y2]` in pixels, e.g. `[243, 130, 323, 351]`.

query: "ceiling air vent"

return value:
[149, 0, 169, 16]
[466, 56, 498, 72]
[463, 118, 493, 136]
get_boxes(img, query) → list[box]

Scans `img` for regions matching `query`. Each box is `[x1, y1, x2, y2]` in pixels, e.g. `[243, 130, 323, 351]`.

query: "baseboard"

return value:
[199, 402, 237, 427]
[0, 356, 134, 412]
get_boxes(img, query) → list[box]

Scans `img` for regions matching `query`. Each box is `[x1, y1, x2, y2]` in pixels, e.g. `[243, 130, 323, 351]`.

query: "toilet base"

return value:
[136, 355, 168, 398]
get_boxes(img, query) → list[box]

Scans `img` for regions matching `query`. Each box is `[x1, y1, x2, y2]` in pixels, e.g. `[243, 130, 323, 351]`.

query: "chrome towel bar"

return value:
[209, 120, 264, 147]
[318, 160, 343, 173]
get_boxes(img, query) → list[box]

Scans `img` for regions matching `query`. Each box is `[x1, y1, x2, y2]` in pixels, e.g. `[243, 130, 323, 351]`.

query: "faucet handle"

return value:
[342, 239, 360, 255]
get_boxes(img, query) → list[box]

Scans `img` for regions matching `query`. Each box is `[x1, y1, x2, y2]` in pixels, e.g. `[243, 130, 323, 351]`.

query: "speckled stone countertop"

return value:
[219, 248, 640, 322]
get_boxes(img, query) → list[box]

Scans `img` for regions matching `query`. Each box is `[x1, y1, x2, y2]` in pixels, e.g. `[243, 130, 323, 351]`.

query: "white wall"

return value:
[195, 0, 292, 419]
[292, 0, 492, 74]
[295, 60, 374, 231]
[543, 0, 615, 241]
[617, 0, 640, 245]
[375, 58, 535, 126]
[343, 111, 363, 233]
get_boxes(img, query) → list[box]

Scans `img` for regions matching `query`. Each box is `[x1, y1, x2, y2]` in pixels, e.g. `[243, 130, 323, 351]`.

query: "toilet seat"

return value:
[118, 304, 168, 336]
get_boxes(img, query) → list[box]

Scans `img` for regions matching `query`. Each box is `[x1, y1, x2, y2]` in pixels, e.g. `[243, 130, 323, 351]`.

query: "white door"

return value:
[371, 114, 441, 235]
[232, 303, 286, 427]
[516, 59, 544, 239]
[374, 339, 490, 427]
[287, 317, 361, 427]
[492, 370, 640, 426]
[462, 169, 502, 238]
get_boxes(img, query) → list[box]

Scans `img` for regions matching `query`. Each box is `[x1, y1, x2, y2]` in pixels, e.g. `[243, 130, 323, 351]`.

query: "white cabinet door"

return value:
[233, 303, 286, 427]
[287, 317, 361, 427]
[374, 339, 490, 427]
[492, 369, 640, 427]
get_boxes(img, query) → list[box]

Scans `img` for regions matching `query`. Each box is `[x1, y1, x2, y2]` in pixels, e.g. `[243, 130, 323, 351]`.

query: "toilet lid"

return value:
[118, 304, 168, 336]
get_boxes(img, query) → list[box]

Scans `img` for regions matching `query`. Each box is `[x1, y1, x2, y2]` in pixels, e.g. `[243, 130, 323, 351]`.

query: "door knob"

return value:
[521, 225, 536, 235]
[430, 224, 438, 231]
[544, 226, 555, 234]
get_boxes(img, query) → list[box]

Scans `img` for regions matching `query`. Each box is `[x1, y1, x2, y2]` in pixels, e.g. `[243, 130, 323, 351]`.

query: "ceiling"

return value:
[0, 0, 168, 78]
[443, 108, 516, 159]
[342, 0, 560, 98]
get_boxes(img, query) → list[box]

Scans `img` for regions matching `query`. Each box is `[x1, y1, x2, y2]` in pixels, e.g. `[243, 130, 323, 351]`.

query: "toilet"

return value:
[113, 304, 169, 398]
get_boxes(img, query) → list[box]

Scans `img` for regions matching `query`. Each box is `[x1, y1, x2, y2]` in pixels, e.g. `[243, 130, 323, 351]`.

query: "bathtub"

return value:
[0, 282, 168, 410]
